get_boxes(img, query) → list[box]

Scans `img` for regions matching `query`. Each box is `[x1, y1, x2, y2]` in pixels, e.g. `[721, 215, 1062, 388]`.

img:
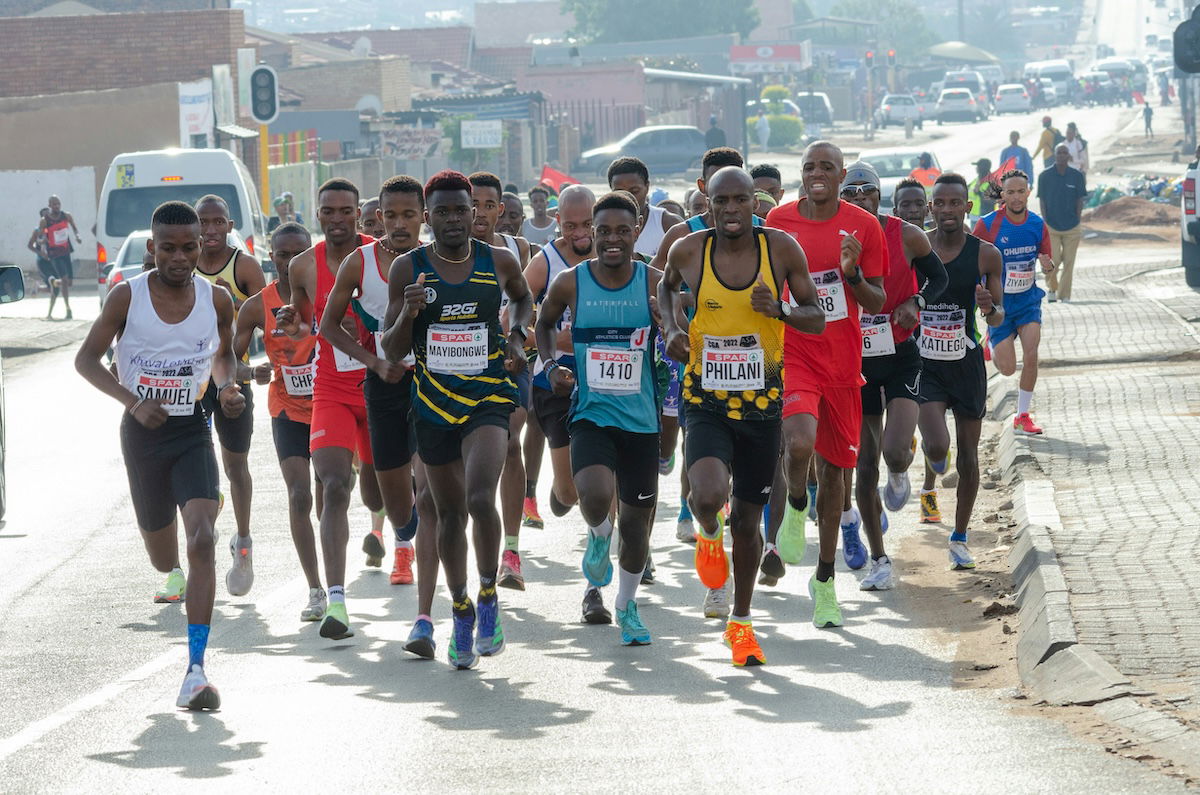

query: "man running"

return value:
[499, 192, 526, 237]
[605, 157, 683, 260]
[232, 222, 326, 621]
[837, 162, 946, 590]
[382, 170, 533, 670]
[972, 169, 1054, 435]
[41, 195, 81, 319]
[360, 197, 383, 238]
[766, 141, 887, 628]
[920, 173, 1006, 569]
[661, 166, 824, 665]
[194, 194, 266, 597]
[522, 185, 558, 247]
[76, 200, 244, 710]
[750, 163, 785, 205]
[536, 190, 663, 644]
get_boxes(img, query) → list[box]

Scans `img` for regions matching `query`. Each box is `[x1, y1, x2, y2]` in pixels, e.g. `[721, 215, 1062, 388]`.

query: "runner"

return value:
[276, 178, 377, 641]
[194, 194, 266, 597]
[838, 161, 947, 590]
[972, 169, 1054, 435]
[522, 185, 558, 247]
[499, 192, 526, 237]
[765, 141, 888, 628]
[75, 200, 244, 710]
[231, 222, 327, 620]
[360, 198, 383, 239]
[41, 195, 81, 319]
[750, 163, 785, 204]
[536, 190, 663, 644]
[660, 166, 824, 665]
[382, 170, 533, 670]
[26, 209, 58, 318]
[604, 157, 683, 260]
[920, 173, 1006, 569]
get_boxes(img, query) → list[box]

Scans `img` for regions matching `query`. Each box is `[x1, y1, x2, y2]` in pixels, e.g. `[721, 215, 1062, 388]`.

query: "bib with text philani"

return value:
[860, 313, 896, 357]
[701, 334, 765, 392]
[811, 268, 849, 322]
[426, 323, 489, 375]
[918, 308, 968, 361]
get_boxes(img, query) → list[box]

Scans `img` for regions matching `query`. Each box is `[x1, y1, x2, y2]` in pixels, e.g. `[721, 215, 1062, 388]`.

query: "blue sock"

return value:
[678, 501, 693, 522]
[761, 504, 771, 541]
[394, 506, 418, 543]
[187, 623, 210, 670]
[950, 529, 968, 543]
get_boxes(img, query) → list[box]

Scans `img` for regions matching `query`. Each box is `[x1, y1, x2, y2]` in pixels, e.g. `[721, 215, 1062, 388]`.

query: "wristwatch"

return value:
[984, 304, 998, 318]
[912, 293, 927, 311]
[778, 300, 793, 319]
[846, 266, 863, 286]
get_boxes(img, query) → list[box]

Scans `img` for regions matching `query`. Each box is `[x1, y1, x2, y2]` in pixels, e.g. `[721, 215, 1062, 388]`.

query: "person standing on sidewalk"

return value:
[1038, 144, 1087, 303]
[1000, 131, 1034, 181]
[1032, 116, 1063, 169]
[705, 114, 727, 149]
[1143, 103, 1154, 138]
[1064, 122, 1089, 174]
[756, 109, 771, 151]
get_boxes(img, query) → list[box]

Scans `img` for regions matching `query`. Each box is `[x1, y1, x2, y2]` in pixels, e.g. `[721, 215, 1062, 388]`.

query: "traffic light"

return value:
[1176, 12, 1200, 73]
[887, 49, 897, 67]
[865, 50, 874, 68]
[249, 65, 279, 125]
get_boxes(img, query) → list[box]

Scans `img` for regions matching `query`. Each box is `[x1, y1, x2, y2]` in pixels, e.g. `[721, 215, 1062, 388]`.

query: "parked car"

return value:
[793, 92, 834, 126]
[935, 88, 983, 123]
[942, 70, 991, 115]
[993, 83, 1032, 114]
[745, 98, 802, 117]
[874, 93, 924, 128]
[102, 229, 250, 308]
[856, 147, 944, 213]
[0, 264, 27, 519]
[576, 125, 706, 177]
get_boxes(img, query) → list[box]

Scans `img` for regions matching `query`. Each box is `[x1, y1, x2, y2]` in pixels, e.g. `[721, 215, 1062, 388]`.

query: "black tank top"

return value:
[930, 233, 981, 339]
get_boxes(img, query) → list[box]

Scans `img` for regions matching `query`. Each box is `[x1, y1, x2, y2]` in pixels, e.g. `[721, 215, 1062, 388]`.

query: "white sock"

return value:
[921, 488, 936, 495]
[615, 567, 640, 611]
[1018, 389, 1033, 416]
[590, 516, 614, 539]
[396, 539, 414, 550]
[328, 585, 345, 604]
[764, 541, 778, 554]
[840, 508, 858, 526]
[731, 613, 751, 623]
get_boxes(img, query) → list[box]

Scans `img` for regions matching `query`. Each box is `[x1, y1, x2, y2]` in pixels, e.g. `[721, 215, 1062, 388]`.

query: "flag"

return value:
[990, 156, 1017, 182]
[540, 164, 578, 193]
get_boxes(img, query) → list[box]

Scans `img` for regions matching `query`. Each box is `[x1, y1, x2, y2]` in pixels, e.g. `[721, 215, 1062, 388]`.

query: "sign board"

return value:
[382, 127, 443, 159]
[178, 78, 214, 147]
[236, 47, 256, 117]
[212, 64, 235, 127]
[729, 41, 813, 74]
[461, 119, 503, 149]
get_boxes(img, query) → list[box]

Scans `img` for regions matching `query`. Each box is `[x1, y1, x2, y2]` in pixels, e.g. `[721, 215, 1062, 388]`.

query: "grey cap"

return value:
[842, 160, 880, 190]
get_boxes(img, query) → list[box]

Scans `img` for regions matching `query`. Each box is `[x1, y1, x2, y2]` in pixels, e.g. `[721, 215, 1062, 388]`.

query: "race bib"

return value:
[280, 363, 314, 396]
[333, 344, 367, 373]
[918, 310, 967, 361]
[1004, 262, 1035, 294]
[50, 227, 70, 247]
[136, 372, 197, 416]
[426, 323, 488, 375]
[860, 314, 896, 357]
[700, 334, 765, 392]
[812, 269, 849, 322]
[586, 349, 642, 394]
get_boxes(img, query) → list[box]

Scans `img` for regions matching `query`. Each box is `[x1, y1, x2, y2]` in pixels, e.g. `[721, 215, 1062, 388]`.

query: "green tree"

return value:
[561, 0, 760, 43]
[823, 0, 938, 59]
[793, 0, 814, 22]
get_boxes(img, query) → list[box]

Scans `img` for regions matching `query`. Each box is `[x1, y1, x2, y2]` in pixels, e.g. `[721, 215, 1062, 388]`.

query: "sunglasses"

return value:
[840, 184, 879, 197]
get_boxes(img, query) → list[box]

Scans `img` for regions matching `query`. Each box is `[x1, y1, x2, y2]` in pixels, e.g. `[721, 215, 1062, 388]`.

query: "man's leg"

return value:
[413, 457, 440, 617]
[57, 261, 72, 315]
[178, 497, 219, 628]
[462, 422, 510, 658]
[279, 456, 320, 589]
[213, 391, 255, 596]
[778, 410, 817, 562]
[220, 446, 253, 540]
[522, 410, 546, 525]
[1015, 322, 1043, 426]
[1058, 227, 1082, 301]
[499, 407, 527, 588]
[312, 444, 356, 638]
[952, 412, 984, 542]
[991, 334, 1017, 377]
[856, 414, 885, 558]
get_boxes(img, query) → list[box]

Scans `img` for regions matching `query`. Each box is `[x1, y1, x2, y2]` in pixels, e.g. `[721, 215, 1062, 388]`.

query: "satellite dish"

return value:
[352, 36, 372, 57]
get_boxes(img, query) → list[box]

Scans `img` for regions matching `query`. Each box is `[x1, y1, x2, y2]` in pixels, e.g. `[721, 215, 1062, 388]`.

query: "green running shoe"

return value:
[777, 501, 807, 565]
[154, 568, 186, 604]
[319, 601, 355, 640]
[808, 574, 843, 628]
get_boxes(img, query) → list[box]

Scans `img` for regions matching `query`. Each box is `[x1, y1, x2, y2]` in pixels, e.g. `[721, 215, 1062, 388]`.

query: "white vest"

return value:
[634, 204, 668, 258]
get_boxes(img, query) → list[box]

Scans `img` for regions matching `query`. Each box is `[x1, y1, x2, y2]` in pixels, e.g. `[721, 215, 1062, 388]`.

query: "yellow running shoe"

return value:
[723, 619, 765, 666]
[694, 524, 729, 589]
[920, 490, 942, 523]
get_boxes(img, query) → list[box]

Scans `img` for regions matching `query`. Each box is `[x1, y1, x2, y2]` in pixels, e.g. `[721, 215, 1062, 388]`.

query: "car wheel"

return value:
[1184, 239, 1200, 287]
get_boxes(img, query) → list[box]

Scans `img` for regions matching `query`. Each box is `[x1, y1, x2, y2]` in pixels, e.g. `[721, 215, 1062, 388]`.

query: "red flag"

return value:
[540, 164, 579, 192]
[989, 156, 1017, 182]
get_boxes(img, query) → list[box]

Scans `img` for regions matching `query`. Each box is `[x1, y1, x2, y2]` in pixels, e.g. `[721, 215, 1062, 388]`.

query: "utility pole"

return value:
[957, 0, 965, 40]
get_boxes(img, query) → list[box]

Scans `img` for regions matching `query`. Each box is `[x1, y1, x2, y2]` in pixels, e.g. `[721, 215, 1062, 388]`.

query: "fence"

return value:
[543, 100, 645, 162]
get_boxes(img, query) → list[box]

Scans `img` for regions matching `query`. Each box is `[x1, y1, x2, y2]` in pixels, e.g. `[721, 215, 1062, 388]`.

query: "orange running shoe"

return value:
[694, 524, 729, 589]
[723, 619, 765, 666]
[390, 546, 415, 585]
[522, 497, 544, 528]
[919, 490, 941, 524]
[1013, 412, 1044, 435]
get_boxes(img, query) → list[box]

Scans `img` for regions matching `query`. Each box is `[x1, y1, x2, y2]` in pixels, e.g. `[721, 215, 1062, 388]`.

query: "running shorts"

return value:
[364, 370, 415, 471]
[532, 385, 572, 450]
[416, 404, 513, 467]
[310, 397, 373, 465]
[683, 408, 780, 505]
[36, 257, 55, 288]
[919, 348, 988, 420]
[120, 411, 219, 531]
[988, 295, 1042, 346]
[782, 383, 863, 469]
[271, 414, 311, 462]
[513, 367, 532, 411]
[861, 337, 923, 416]
[48, 254, 73, 281]
[568, 419, 660, 509]
[200, 378, 255, 455]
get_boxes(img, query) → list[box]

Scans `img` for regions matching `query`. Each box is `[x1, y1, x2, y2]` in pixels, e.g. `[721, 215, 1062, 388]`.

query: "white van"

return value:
[96, 148, 267, 276]
[1023, 59, 1074, 97]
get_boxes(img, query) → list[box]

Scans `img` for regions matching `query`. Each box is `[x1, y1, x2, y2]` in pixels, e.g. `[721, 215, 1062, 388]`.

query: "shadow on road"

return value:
[86, 712, 264, 778]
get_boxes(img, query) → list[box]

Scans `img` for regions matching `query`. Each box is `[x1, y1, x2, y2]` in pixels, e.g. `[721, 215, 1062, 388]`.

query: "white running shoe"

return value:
[676, 518, 696, 543]
[226, 536, 254, 596]
[860, 556, 895, 590]
[703, 583, 730, 619]
[948, 540, 976, 570]
[176, 664, 220, 710]
[301, 587, 327, 622]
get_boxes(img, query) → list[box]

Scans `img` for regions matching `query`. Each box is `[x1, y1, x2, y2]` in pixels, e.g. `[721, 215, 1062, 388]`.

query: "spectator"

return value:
[705, 114, 727, 149]
[1000, 131, 1034, 182]
[1038, 143, 1088, 303]
[969, 159, 997, 218]
[1064, 122, 1089, 174]
[1032, 115, 1064, 168]
[908, 152, 942, 186]
[1143, 103, 1154, 138]
[756, 109, 771, 151]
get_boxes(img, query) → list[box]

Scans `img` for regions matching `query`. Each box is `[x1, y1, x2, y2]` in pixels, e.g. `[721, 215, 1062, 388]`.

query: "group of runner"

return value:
[76, 137, 1055, 709]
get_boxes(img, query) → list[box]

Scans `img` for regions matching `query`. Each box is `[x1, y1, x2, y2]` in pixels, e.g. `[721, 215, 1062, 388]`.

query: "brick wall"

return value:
[0, 9, 244, 99]
[280, 56, 411, 113]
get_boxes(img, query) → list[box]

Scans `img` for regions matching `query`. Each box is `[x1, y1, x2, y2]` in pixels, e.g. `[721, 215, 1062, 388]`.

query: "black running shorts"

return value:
[532, 385, 572, 450]
[861, 337, 923, 416]
[364, 369, 416, 471]
[271, 413, 311, 462]
[568, 419, 660, 508]
[200, 378, 255, 454]
[919, 347, 987, 420]
[683, 408, 781, 505]
[120, 411, 220, 531]
[416, 404, 513, 467]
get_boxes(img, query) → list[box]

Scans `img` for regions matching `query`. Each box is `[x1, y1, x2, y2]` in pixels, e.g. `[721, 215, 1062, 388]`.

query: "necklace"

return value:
[377, 237, 404, 256]
[432, 242, 472, 264]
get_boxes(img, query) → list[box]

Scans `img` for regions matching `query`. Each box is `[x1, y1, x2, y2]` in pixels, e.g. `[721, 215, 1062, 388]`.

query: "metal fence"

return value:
[543, 100, 646, 156]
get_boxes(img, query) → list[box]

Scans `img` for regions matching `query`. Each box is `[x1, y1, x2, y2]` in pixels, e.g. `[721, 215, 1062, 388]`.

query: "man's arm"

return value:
[381, 252, 418, 362]
[26, 229, 40, 255]
[516, 237, 531, 269]
[234, 252, 267, 304]
[322, 249, 402, 382]
[233, 292, 273, 385]
[66, 211, 81, 241]
[659, 234, 701, 362]
[649, 220, 689, 276]
[493, 246, 532, 374]
[763, 231, 824, 333]
[523, 249, 550, 303]
[895, 222, 947, 329]
[660, 208, 684, 232]
[978, 241, 1006, 328]
[284, 249, 317, 335]
[840, 231, 886, 314]
[211, 288, 247, 419]
[75, 283, 140, 411]
[1076, 171, 1088, 219]
[534, 268, 577, 396]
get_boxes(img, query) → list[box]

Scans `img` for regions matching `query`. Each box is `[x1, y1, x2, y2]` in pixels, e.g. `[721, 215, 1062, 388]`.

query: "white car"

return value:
[1038, 78, 1059, 106]
[856, 148, 944, 212]
[993, 84, 1032, 114]
[935, 88, 983, 123]
[874, 94, 924, 128]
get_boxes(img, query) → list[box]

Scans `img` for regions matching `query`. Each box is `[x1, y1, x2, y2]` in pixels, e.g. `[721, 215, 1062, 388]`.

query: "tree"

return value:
[561, 0, 760, 43]
[823, 0, 938, 59]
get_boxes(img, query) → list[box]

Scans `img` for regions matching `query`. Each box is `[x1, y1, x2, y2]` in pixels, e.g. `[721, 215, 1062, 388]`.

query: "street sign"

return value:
[730, 42, 812, 74]
[461, 120, 503, 149]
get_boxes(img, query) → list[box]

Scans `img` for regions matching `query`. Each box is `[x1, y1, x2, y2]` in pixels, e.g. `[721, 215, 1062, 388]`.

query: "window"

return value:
[105, 184, 243, 238]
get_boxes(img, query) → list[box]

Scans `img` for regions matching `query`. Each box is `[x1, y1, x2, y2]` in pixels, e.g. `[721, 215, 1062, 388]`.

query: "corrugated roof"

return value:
[474, 46, 533, 82]
[297, 26, 473, 70]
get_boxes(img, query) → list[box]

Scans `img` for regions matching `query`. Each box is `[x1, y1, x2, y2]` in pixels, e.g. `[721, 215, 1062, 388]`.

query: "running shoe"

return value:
[362, 530, 385, 568]
[881, 506, 890, 535]
[860, 556, 895, 591]
[703, 583, 731, 619]
[319, 601, 354, 640]
[641, 555, 655, 586]
[920, 490, 942, 523]
[694, 524, 729, 589]
[581, 587, 612, 624]
[475, 594, 505, 657]
[927, 447, 952, 475]
[176, 665, 220, 711]
[723, 620, 765, 666]
[758, 544, 785, 586]
[390, 546, 415, 585]
[522, 497, 544, 529]
[777, 501, 807, 565]
[882, 471, 911, 512]
[617, 600, 652, 646]
[403, 618, 436, 659]
[658, 453, 676, 476]
[1013, 412, 1044, 435]
[949, 540, 976, 570]
[806, 482, 818, 520]
[582, 528, 614, 587]
[154, 568, 186, 604]
[226, 536, 254, 597]
[549, 491, 571, 517]
[675, 517, 696, 543]
[301, 587, 327, 622]
[217, 491, 225, 517]
[498, 550, 525, 591]
[808, 574, 844, 628]
[841, 509, 866, 570]
[449, 599, 478, 669]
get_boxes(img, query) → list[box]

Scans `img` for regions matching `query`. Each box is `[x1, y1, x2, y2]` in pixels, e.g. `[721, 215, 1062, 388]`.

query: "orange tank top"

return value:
[261, 281, 317, 423]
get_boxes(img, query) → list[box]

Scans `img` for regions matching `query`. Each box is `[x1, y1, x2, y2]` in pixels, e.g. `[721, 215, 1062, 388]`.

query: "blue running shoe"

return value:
[806, 482, 818, 521]
[616, 600, 651, 646]
[841, 509, 867, 570]
[582, 529, 613, 587]
[475, 595, 505, 656]
[448, 599, 478, 670]
[881, 507, 889, 535]
[403, 618, 436, 659]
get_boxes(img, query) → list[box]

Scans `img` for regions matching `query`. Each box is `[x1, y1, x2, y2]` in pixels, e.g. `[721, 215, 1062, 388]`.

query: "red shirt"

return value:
[878, 215, 919, 343]
[766, 198, 888, 387]
[312, 235, 373, 406]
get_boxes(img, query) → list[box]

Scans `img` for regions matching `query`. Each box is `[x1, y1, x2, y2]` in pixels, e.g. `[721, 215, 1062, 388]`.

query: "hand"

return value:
[750, 274, 780, 318]
[665, 328, 690, 363]
[840, 232, 863, 276]
[504, 336, 527, 375]
[219, 383, 246, 419]
[975, 284, 995, 316]
[1038, 254, 1056, 272]
[215, 276, 234, 295]
[253, 363, 273, 385]
[548, 364, 575, 396]
[893, 297, 919, 330]
[131, 399, 169, 429]
[276, 304, 300, 337]
[403, 273, 427, 318]
[372, 356, 405, 383]
[75, 234, 82, 244]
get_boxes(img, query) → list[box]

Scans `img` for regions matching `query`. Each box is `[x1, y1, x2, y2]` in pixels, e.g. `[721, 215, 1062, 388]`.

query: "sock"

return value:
[590, 516, 614, 539]
[788, 493, 808, 513]
[807, 482, 818, 502]
[505, 535, 519, 552]
[950, 529, 968, 543]
[730, 613, 751, 623]
[815, 559, 835, 582]
[764, 541, 778, 554]
[840, 508, 857, 526]
[761, 504, 771, 538]
[234, 534, 251, 550]
[678, 501, 693, 522]
[396, 539, 414, 550]
[328, 585, 345, 604]
[450, 584, 469, 607]
[525, 479, 537, 499]
[873, 554, 890, 563]
[394, 506, 418, 543]
[1018, 389, 1033, 416]
[416, 613, 432, 624]
[187, 623, 210, 670]
[921, 488, 936, 496]
[615, 566, 641, 611]
[479, 573, 497, 600]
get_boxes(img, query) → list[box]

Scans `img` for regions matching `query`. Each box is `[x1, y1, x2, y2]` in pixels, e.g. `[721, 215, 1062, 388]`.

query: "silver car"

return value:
[993, 84, 1032, 114]
[936, 88, 983, 124]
